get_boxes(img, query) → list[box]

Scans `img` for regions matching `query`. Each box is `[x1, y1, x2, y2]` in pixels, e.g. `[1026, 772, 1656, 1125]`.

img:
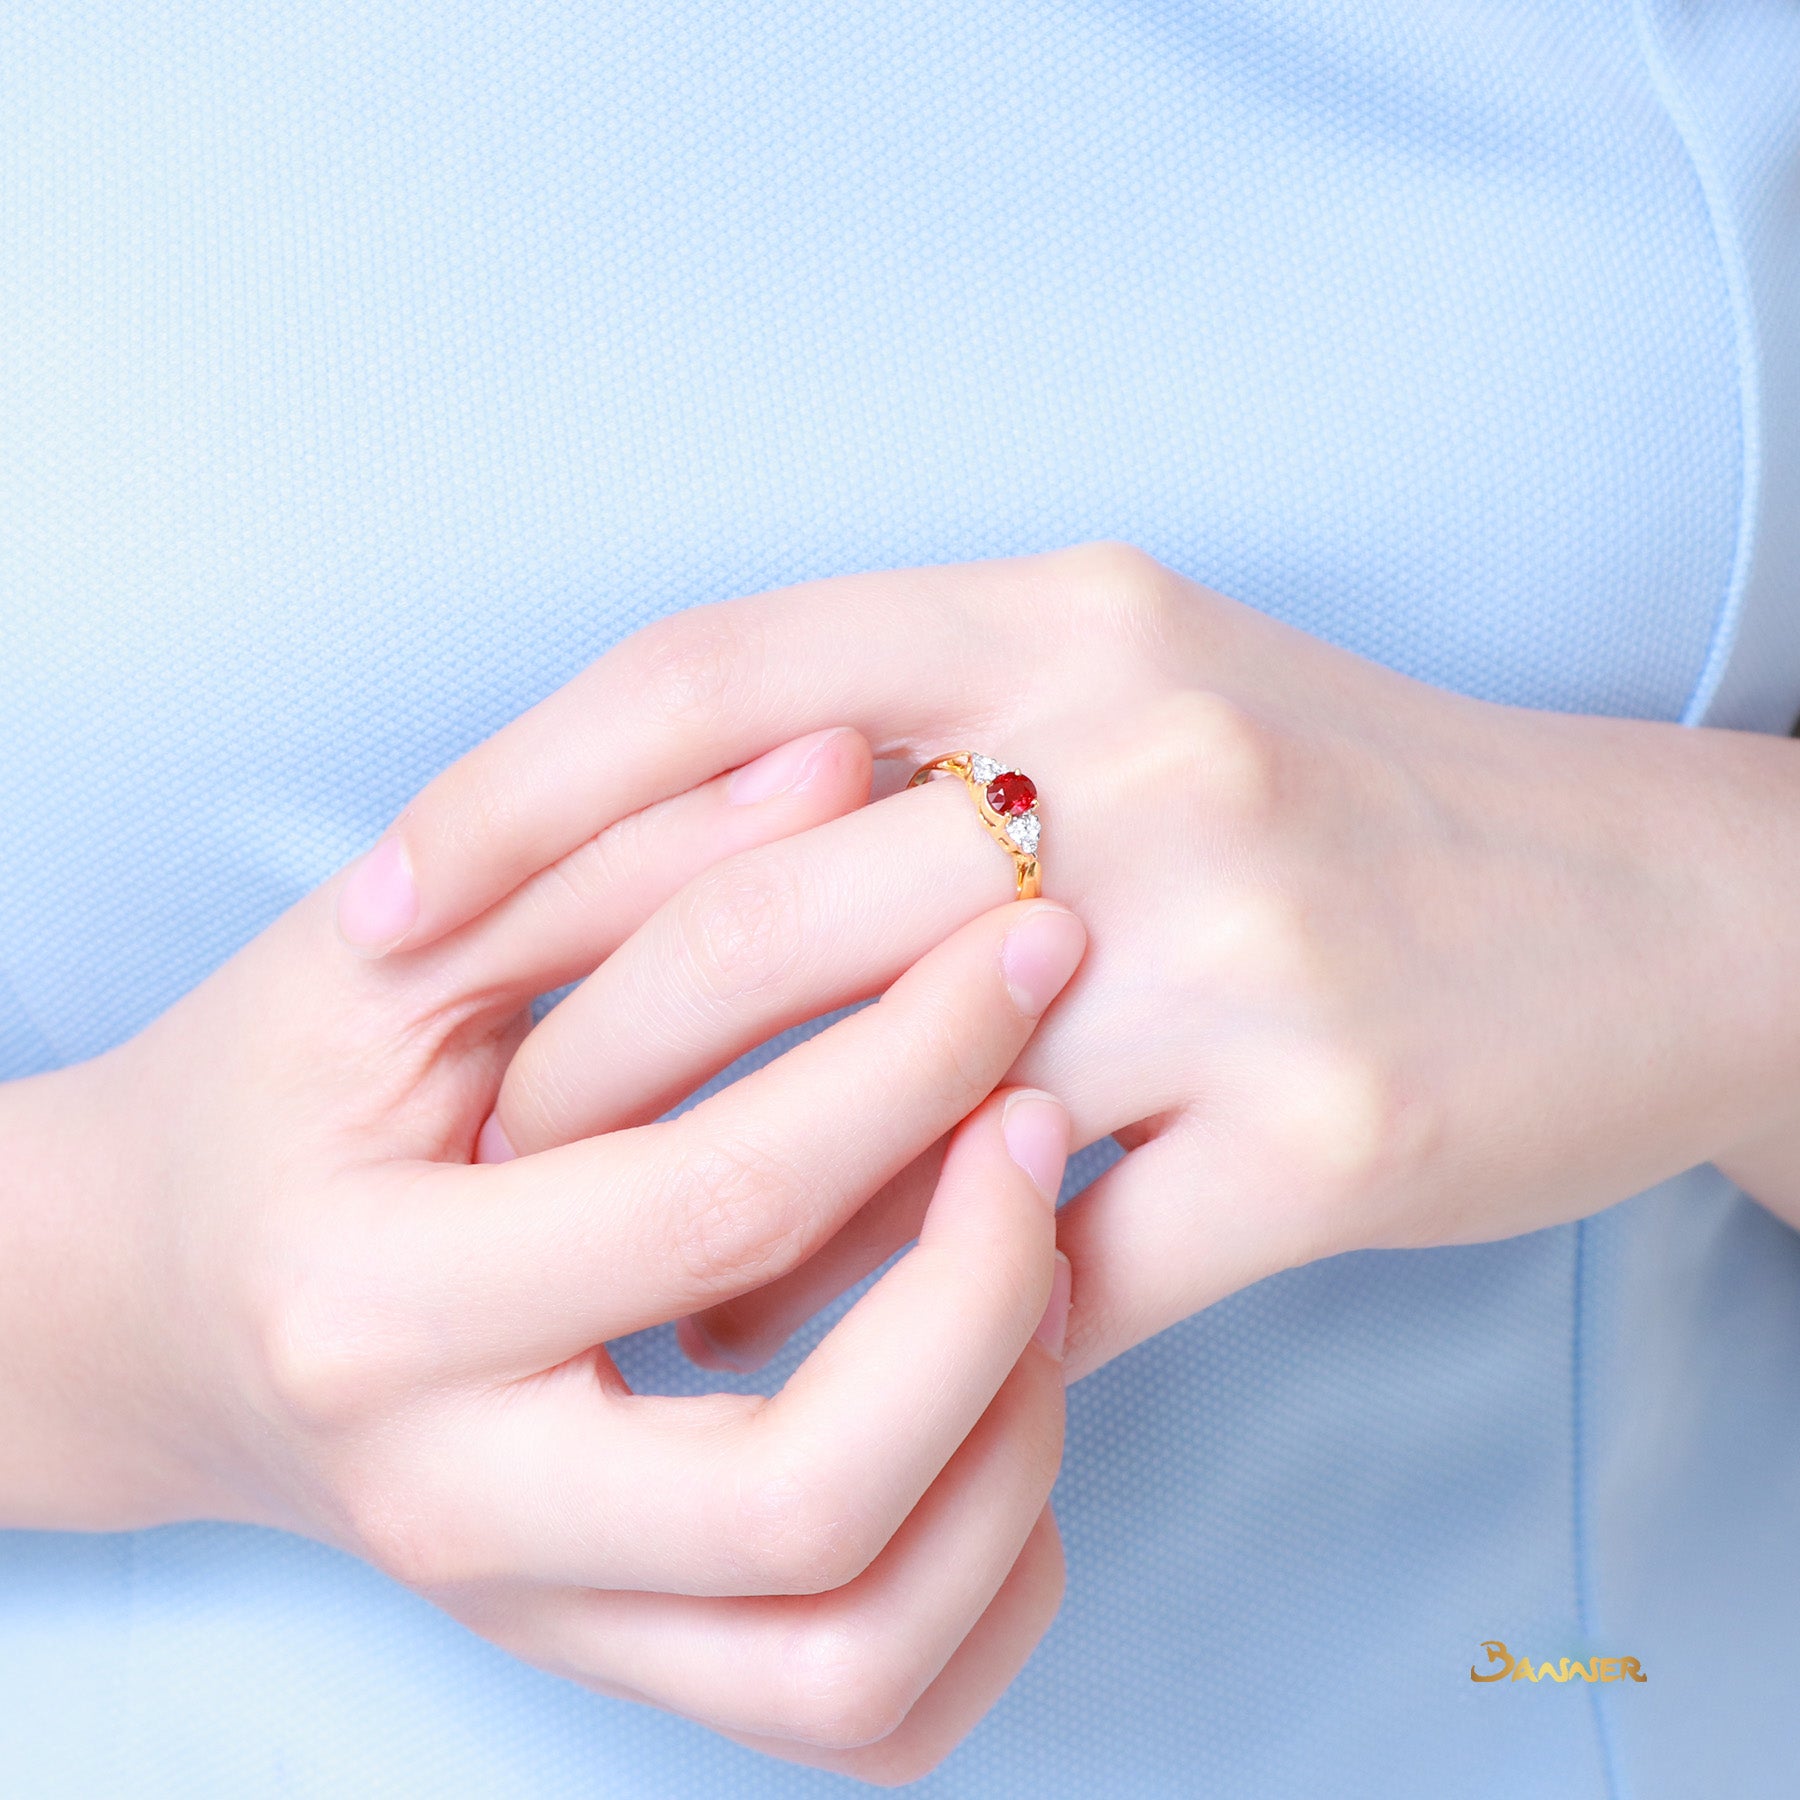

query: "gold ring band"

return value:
[907, 752, 1043, 900]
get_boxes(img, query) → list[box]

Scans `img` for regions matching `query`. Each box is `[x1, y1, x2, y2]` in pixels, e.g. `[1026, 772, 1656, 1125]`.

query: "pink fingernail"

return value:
[337, 836, 418, 956]
[1002, 1091, 1070, 1207]
[1000, 904, 1086, 1017]
[474, 1112, 516, 1163]
[1034, 1252, 1072, 1359]
[725, 729, 842, 805]
[676, 1313, 767, 1373]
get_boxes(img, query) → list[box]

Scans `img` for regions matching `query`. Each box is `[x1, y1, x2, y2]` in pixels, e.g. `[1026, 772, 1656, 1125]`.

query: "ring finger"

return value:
[490, 774, 1018, 1155]
[394, 725, 873, 1009]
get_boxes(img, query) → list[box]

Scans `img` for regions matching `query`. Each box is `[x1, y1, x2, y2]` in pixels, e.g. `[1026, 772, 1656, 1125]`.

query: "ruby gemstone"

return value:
[985, 771, 1037, 816]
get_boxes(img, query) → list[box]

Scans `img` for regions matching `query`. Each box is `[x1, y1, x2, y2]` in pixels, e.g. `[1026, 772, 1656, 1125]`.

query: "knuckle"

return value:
[633, 607, 758, 726]
[1160, 688, 1284, 829]
[419, 757, 519, 869]
[543, 808, 651, 915]
[895, 984, 1001, 1122]
[730, 1452, 881, 1595]
[257, 1280, 394, 1434]
[1203, 889, 1318, 995]
[1048, 539, 1182, 650]
[1049, 537, 1164, 599]
[246, 1247, 486, 1595]
[338, 1473, 470, 1593]
[1284, 1044, 1428, 1208]
[770, 1619, 916, 1748]
[674, 854, 807, 1007]
[663, 1131, 810, 1295]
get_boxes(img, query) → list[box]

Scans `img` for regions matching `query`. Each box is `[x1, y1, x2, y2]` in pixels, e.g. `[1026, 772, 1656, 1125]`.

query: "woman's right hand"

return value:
[0, 726, 1085, 1783]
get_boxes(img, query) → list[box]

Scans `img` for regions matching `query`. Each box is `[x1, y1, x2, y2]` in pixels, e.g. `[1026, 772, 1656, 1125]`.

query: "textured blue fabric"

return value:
[2, 3, 1798, 1796]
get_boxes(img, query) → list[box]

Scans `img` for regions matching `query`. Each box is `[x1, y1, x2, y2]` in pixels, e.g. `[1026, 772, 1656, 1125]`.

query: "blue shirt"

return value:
[3, 4, 1798, 1794]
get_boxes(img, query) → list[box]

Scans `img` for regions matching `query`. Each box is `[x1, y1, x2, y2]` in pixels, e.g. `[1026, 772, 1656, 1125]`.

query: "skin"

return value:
[356, 539, 1800, 1391]
[17, 539, 1800, 1780]
[0, 725, 1086, 1784]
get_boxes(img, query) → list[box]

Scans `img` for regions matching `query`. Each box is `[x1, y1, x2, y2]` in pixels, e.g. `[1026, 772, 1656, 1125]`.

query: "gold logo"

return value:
[1470, 1641, 1646, 1684]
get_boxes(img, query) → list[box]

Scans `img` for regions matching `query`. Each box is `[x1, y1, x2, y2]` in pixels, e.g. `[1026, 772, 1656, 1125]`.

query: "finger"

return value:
[498, 1335, 1065, 1751]
[1053, 1117, 1314, 1382]
[698, 1103, 1304, 1394]
[443, 726, 872, 1006]
[532, 1510, 1067, 1786]
[336, 549, 1078, 954]
[337, 726, 871, 998]
[678, 1142, 941, 1374]
[396, 1089, 1071, 1593]
[680, 1124, 1179, 1380]
[721, 1507, 1066, 1784]
[403, 901, 1085, 1367]
[491, 774, 1009, 1153]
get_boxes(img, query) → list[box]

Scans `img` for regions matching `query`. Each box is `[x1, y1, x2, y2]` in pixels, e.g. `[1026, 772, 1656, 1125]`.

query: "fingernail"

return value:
[1033, 1252, 1072, 1359]
[676, 1313, 767, 1373]
[1002, 1090, 1070, 1207]
[337, 836, 418, 956]
[1000, 904, 1086, 1017]
[726, 729, 843, 805]
[674, 1315, 722, 1367]
[474, 1112, 516, 1163]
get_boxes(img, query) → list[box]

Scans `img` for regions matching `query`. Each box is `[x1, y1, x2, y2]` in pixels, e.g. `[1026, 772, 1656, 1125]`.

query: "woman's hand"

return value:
[0, 725, 1088, 1784]
[360, 542, 1800, 1382]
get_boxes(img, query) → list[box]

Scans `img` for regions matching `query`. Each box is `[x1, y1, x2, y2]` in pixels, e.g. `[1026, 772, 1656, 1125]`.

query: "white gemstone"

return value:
[1005, 812, 1041, 854]
[968, 753, 1001, 784]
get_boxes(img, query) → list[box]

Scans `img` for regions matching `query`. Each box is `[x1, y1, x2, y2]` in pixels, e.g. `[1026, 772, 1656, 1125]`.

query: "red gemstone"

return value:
[985, 770, 1037, 816]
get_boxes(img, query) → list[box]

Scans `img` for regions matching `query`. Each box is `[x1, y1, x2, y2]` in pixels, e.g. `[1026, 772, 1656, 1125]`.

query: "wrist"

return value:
[0, 1049, 213, 1530]
[1450, 707, 1800, 1224]
[1636, 723, 1800, 1218]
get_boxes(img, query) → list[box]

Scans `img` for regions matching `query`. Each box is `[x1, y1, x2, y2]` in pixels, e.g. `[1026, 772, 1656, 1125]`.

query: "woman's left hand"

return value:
[349, 542, 1800, 1380]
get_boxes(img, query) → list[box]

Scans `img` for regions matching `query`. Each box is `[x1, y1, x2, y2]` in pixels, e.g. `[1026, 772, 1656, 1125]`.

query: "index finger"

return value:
[382, 897, 1085, 1376]
[337, 548, 1076, 954]
[415, 1085, 1071, 1595]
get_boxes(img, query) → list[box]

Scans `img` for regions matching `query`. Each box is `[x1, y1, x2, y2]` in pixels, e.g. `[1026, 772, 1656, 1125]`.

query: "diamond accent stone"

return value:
[1005, 812, 1041, 854]
[968, 753, 1001, 785]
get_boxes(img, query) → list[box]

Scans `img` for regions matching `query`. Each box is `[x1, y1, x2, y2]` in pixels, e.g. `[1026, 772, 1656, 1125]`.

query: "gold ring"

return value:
[907, 752, 1042, 900]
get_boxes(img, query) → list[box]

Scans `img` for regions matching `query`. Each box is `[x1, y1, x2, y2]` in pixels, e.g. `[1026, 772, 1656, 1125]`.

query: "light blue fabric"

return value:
[3, 3, 1798, 1795]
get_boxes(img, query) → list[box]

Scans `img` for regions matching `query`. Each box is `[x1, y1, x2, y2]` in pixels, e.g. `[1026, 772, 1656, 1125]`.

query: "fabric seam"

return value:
[1622, 0, 1765, 729]
[1591, 9, 1764, 1794]
[1570, 1218, 1624, 1800]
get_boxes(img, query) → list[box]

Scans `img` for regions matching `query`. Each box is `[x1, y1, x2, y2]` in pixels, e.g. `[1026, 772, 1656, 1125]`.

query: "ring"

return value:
[907, 752, 1043, 899]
